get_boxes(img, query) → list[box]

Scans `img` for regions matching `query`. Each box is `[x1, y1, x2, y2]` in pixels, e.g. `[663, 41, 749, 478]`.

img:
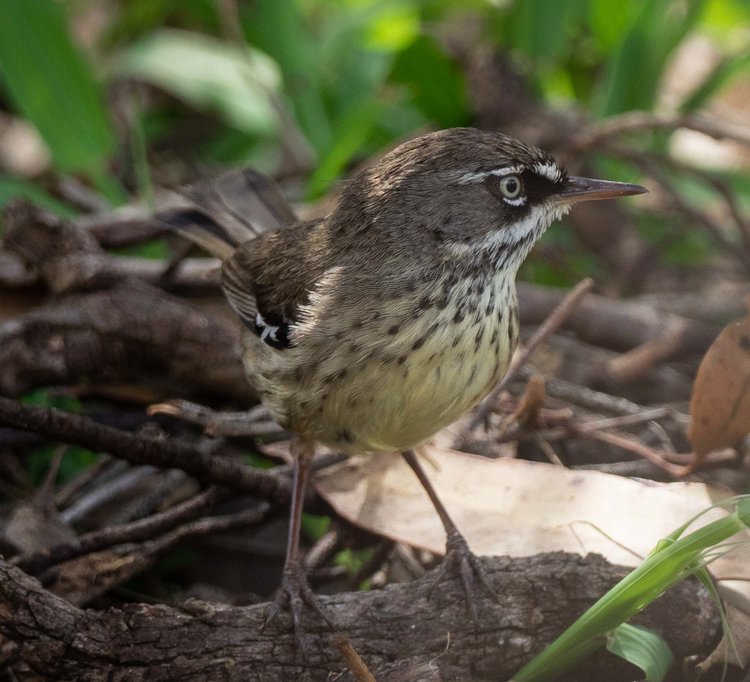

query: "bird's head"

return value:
[338, 128, 646, 269]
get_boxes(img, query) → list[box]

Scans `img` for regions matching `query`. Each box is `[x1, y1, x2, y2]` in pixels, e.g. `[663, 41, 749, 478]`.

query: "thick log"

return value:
[0, 553, 718, 681]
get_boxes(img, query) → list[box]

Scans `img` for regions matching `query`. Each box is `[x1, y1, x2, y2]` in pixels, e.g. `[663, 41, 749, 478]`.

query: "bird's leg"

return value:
[262, 438, 334, 644]
[401, 448, 497, 621]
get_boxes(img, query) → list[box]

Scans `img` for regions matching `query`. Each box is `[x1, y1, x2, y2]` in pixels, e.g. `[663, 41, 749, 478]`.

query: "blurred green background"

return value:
[0, 0, 749, 283]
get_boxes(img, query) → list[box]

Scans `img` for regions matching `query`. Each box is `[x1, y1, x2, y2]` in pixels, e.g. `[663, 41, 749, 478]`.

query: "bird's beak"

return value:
[554, 176, 648, 204]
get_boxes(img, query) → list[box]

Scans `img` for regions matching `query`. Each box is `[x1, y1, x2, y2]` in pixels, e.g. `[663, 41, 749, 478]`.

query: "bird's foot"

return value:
[261, 559, 335, 654]
[428, 528, 498, 622]
[148, 399, 281, 437]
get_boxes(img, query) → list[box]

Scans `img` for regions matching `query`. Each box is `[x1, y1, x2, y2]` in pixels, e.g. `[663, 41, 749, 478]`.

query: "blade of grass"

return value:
[594, 0, 708, 116]
[512, 497, 750, 681]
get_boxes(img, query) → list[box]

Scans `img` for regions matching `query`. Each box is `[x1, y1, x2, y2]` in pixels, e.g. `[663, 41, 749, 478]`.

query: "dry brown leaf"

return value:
[314, 447, 750, 585]
[689, 315, 750, 470]
[694, 602, 750, 674]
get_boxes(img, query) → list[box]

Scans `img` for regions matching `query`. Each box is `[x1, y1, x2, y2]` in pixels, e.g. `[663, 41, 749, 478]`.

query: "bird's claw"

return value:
[428, 528, 498, 622]
[260, 560, 335, 656]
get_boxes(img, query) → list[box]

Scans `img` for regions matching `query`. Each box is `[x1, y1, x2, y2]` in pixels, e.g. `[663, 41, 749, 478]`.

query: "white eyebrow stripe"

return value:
[533, 161, 563, 183]
[456, 165, 524, 184]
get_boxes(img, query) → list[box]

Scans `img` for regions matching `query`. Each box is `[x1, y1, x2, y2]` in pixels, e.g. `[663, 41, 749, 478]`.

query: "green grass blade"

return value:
[0, 0, 116, 176]
[512, 499, 750, 681]
[679, 51, 750, 113]
[594, 0, 708, 115]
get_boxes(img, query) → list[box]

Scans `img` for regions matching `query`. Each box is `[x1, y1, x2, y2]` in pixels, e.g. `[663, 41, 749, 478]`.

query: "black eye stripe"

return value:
[483, 167, 565, 206]
[521, 169, 564, 201]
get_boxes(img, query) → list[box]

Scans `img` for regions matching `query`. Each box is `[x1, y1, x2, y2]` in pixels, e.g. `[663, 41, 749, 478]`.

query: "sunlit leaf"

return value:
[114, 29, 281, 136]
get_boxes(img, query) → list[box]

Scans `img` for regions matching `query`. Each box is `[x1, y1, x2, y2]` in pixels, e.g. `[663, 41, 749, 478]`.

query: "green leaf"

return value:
[0, 0, 116, 177]
[242, 0, 332, 151]
[114, 29, 281, 136]
[390, 35, 469, 127]
[306, 97, 385, 198]
[595, 0, 708, 115]
[0, 175, 77, 218]
[679, 50, 750, 113]
[506, 0, 587, 63]
[606, 623, 674, 682]
[301, 513, 331, 542]
[513, 496, 750, 680]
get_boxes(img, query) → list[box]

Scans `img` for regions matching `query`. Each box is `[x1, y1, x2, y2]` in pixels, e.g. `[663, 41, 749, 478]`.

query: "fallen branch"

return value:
[0, 396, 289, 502]
[0, 552, 719, 681]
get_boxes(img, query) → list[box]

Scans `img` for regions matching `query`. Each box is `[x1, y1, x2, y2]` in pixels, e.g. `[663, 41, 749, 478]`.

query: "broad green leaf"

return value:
[114, 29, 281, 136]
[0, 0, 116, 176]
[606, 624, 674, 682]
[390, 35, 469, 128]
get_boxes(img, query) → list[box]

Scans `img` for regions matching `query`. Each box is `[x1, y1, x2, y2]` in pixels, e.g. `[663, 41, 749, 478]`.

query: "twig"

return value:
[469, 278, 594, 431]
[580, 428, 684, 477]
[334, 633, 377, 682]
[601, 143, 750, 274]
[54, 455, 113, 509]
[15, 487, 228, 575]
[0, 396, 291, 502]
[571, 112, 750, 151]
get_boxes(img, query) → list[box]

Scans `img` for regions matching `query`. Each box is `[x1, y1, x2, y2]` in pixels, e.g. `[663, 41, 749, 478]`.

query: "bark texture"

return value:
[0, 553, 719, 681]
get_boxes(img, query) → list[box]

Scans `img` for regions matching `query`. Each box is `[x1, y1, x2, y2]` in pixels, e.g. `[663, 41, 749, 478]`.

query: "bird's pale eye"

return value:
[499, 175, 523, 200]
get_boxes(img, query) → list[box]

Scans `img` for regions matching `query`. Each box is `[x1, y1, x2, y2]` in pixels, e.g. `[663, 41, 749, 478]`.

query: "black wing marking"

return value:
[251, 311, 292, 350]
[221, 251, 294, 350]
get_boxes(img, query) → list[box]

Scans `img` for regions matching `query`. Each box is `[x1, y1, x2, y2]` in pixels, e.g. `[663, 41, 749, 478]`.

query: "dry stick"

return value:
[54, 456, 113, 509]
[38, 504, 271, 588]
[583, 428, 684, 477]
[493, 407, 670, 444]
[570, 111, 750, 151]
[334, 633, 377, 682]
[15, 486, 228, 575]
[0, 396, 291, 502]
[468, 277, 595, 431]
[605, 143, 750, 274]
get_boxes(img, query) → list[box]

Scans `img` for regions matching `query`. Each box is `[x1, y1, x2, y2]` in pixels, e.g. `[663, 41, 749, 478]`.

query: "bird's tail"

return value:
[156, 168, 297, 259]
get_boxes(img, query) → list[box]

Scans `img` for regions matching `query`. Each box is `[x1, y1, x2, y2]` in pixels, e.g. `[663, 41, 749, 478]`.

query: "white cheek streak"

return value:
[446, 203, 567, 259]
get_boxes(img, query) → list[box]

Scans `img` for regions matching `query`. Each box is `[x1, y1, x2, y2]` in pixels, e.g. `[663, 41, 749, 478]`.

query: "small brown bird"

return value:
[158, 127, 645, 628]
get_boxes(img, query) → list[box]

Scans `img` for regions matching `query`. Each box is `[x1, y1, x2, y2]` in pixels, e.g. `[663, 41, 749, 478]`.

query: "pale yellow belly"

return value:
[306, 298, 516, 453]
[245, 276, 519, 454]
